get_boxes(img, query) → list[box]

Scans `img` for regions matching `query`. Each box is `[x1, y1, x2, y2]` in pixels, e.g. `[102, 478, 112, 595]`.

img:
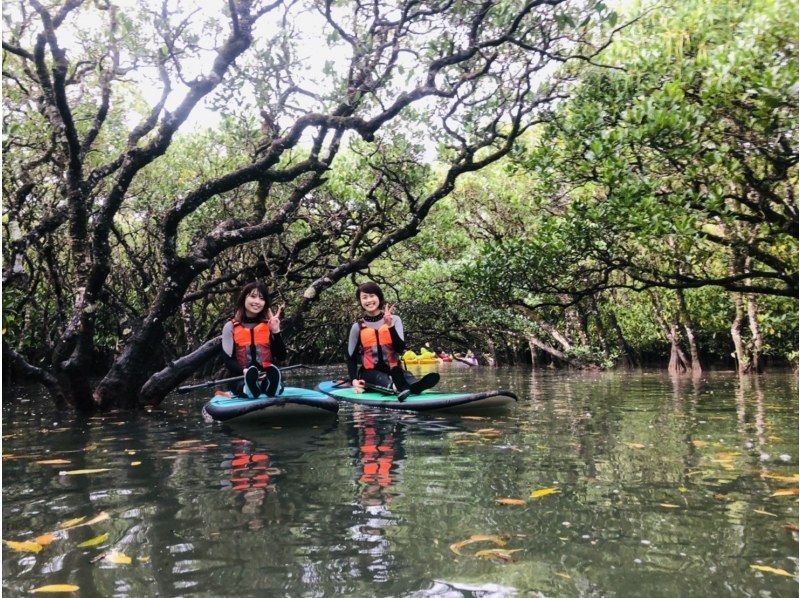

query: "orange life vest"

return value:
[232, 321, 272, 369]
[359, 322, 399, 370]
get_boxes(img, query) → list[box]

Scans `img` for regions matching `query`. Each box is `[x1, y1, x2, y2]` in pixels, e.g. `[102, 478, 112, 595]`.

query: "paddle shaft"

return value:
[177, 364, 306, 394]
[333, 380, 398, 396]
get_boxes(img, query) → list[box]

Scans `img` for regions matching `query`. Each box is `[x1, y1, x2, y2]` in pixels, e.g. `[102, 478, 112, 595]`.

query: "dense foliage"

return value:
[2, 0, 619, 410]
[364, 0, 798, 371]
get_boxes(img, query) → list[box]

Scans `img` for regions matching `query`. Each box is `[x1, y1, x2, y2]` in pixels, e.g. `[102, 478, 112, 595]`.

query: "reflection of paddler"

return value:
[351, 410, 405, 500]
[228, 451, 272, 491]
[359, 422, 394, 487]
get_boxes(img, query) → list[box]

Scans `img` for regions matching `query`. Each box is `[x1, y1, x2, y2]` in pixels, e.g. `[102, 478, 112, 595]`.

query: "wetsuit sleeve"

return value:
[347, 323, 361, 381]
[270, 331, 286, 364]
[221, 322, 241, 373]
[389, 315, 406, 353]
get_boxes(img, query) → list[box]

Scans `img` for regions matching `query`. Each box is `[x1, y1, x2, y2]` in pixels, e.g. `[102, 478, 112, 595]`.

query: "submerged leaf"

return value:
[5, 540, 43, 553]
[626, 443, 646, 449]
[78, 533, 109, 548]
[57, 517, 86, 530]
[58, 512, 109, 531]
[530, 487, 559, 499]
[31, 585, 80, 593]
[753, 510, 778, 517]
[771, 488, 799, 497]
[35, 533, 57, 546]
[496, 498, 526, 506]
[474, 548, 523, 562]
[58, 469, 110, 476]
[659, 503, 680, 508]
[82, 513, 110, 527]
[36, 459, 72, 465]
[449, 534, 507, 556]
[750, 564, 794, 577]
[105, 551, 132, 565]
[762, 473, 800, 483]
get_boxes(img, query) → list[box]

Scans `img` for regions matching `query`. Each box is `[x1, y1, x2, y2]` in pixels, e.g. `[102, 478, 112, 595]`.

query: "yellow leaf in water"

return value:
[36, 459, 72, 465]
[678, 487, 689, 493]
[31, 585, 80, 593]
[555, 572, 572, 580]
[138, 556, 151, 563]
[78, 533, 109, 548]
[475, 428, 499, 434]
[496, 498, 526, 506]
[753, 510, 778, 517]
[5, 540, 43, 553]
[659, 503, 680, 508]
[626, 443, 646, 449]
[131, 461, 141, 467]
[461, 416, 486, 420]
[449, 534, 507, 556]
[714, 451, 741, 461]
[530, 487, 559, 499]
[57, 517, 86, 530]
[82, 512, 110, 526]
[58, 512, 109, 531]
[750, 564, 794, 577]
[771, 488, 799, 497]
[691, 440, 708, 448]
[125, 450, 136, 456]
[58, 469, 110, 476]
[35, 533, 57, 546]
[762, 473, 800, 483]
[172, 439, 202, 447]
[105, 551, 132, 565]
[474, 548, 523, 562]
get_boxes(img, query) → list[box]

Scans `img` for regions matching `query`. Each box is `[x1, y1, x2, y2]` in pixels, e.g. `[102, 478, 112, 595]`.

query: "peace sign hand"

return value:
[383, 304, 395, 327]
[268, 305, 283, 333]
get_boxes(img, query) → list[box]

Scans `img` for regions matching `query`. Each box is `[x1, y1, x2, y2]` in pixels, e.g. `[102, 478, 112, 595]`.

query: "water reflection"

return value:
[347, 409, 405, 582]
[2, 370, 797, 596]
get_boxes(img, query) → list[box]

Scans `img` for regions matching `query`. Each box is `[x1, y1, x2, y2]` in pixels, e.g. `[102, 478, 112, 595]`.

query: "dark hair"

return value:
[356, 281, 384, 309]
[233, 281, 270, 322]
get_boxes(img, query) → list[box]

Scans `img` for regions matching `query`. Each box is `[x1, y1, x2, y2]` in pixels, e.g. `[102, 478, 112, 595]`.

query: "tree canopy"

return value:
[3, 0, 621, 410]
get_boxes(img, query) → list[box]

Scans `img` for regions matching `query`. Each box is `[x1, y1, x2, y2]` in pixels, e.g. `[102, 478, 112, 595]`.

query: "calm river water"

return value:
[3, 367, 798, 596]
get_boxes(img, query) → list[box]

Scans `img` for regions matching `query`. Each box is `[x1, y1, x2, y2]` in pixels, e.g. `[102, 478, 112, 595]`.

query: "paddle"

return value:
[177, 364, 306, 394]
[332, 379, 399, 396]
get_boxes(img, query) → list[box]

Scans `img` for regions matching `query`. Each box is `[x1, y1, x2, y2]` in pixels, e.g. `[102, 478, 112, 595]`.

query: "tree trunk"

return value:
[486, 338, 498, 366]
[139, 337, 222, 405]
[606, 301, 635, 368]
[666, 323, 688, 374]
[730, 292, 748, 375]
[540, 322, 572, 352]
[528, 336, 538, 367]
[93, 268, 196, 409]
[588, 295, 611, 358]
[650, 291, 689, 373]
[676, 289, 702, 373]
[745, 294, 763, 373]
[565, 304, 589, 347]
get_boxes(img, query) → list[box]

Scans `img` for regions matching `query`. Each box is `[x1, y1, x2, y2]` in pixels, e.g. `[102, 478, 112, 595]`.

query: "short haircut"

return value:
[356, 281, 385, 309]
